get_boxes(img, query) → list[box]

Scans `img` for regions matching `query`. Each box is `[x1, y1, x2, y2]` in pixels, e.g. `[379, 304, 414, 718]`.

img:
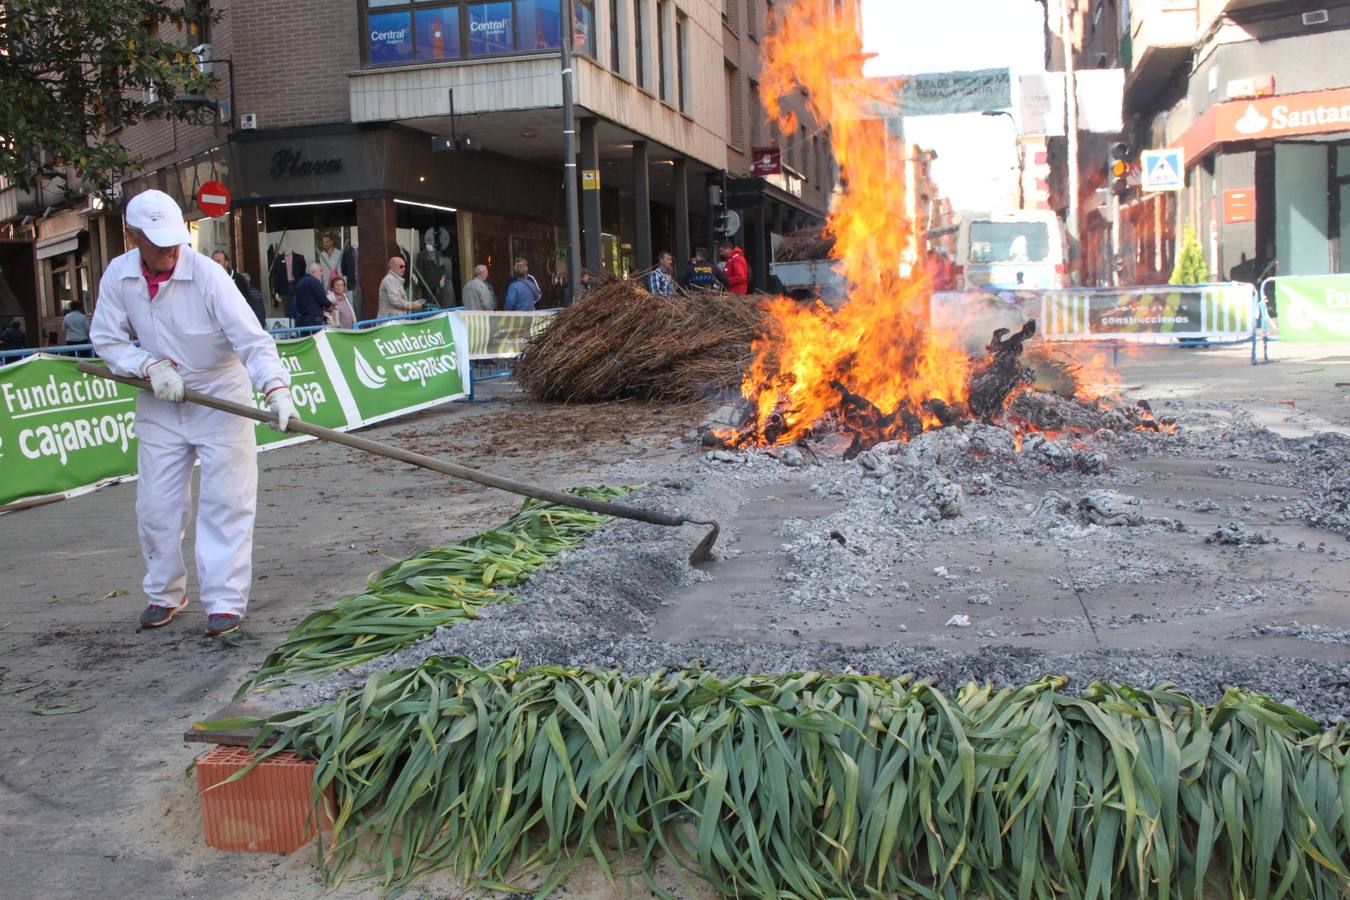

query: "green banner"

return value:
[252, 335, 351, 448]
[0, 356, 139, 506]
[458, 310, 556, 359]
[2, 315, 471, 509]
[322, 314, 467, 424]
[891, 68, 1012, 116]
[1274, 276, 1350, 343]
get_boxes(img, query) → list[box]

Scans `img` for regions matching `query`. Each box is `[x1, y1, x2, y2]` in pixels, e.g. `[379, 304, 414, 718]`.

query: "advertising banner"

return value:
[1273, 276, 1350, 343]
[932, 284, 1257, 348]
[1041, 284, 1255, 341]
[1019, 73, 1066, 137]
[0, 356, 139, 506]
[252, 334, 352, 449]
[2, 314, 471, 510]
[876, 69, 1012, 117]
[322, 313, 469, 424]
[456, 309, 555, 359]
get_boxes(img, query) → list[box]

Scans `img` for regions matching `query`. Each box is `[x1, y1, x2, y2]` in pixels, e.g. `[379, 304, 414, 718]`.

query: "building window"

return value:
[657, 1, 669, 104]
[634, 0, 646, 90]
[573, 1, 595, 57]
[748, 80, 761, 146]
[676, 12, 689, 112]
[609, 0, 621, 73]
[362, 0, 567, 66]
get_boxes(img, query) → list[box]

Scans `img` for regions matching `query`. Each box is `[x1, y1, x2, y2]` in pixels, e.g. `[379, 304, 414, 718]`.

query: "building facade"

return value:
[0, 0, 840, 345]
[1043, 0, 1350, 286]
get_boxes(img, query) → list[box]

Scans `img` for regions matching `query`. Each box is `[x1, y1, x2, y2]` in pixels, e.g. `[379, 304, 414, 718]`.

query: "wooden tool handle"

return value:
[75, 362, 703, 529]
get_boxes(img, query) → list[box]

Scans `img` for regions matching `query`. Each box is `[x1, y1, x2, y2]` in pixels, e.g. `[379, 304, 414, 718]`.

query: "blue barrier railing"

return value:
[1253, 277, 1278, 366]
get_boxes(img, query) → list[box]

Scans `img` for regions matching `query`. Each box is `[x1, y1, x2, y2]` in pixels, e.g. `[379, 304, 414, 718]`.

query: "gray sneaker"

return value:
[139, 598, 187, 629]
[206, 614, 242, 637]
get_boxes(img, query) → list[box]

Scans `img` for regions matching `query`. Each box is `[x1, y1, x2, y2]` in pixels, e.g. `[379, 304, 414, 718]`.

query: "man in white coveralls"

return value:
[90, 190, 298, 637]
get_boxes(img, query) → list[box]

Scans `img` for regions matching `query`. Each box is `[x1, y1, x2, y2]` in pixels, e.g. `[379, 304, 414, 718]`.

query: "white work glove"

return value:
[265, 386, 299, 433]
[145, 358, 186, 402]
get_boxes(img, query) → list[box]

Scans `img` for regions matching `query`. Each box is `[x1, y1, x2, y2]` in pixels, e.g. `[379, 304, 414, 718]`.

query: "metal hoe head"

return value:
[687, 519, 721, 565]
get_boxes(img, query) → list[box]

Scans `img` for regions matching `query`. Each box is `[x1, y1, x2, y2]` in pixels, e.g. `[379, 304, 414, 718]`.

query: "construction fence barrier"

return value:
[931, 282, 1262, 361]
[0, 312, 471, 511]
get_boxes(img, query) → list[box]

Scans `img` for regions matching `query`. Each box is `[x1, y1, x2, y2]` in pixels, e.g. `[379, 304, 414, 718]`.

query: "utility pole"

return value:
[561, 0, 582, 298]
[1060, 0, 1080, 245]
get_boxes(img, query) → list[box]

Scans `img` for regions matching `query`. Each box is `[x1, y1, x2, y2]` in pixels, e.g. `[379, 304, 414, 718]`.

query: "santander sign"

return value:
[1177, 86, 1350, 165]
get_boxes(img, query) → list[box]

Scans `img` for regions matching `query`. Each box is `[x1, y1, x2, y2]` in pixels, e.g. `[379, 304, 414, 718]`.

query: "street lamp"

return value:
[982, 110, 1024, 210]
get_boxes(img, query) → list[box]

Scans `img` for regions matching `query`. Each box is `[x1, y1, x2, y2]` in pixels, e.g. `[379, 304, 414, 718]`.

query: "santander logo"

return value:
[1233, 104, 1269, 135]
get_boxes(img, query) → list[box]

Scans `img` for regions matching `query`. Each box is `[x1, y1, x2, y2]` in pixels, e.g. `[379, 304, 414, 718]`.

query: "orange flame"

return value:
[729, 0, 970, 446]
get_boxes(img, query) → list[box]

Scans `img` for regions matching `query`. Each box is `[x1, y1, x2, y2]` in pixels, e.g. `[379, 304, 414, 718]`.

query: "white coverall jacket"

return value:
[90, 247, 291, 617]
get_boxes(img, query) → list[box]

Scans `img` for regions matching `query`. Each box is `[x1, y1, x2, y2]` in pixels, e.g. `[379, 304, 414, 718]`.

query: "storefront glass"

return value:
[1275, 143, 1331, 276]
[395, 201, 461, 307]
[1338, 145, 1350, 274]
[415, 6, 461, 59]
[257, 203, 361, 322]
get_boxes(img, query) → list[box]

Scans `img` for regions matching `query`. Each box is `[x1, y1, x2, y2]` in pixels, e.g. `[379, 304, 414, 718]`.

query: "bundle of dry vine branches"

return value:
[514, 280, 764, 403]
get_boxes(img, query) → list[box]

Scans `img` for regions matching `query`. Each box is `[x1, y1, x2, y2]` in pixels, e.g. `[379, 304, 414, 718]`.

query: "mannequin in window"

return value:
[414, 231, 445, 305]
[267, 245, 307, 317]
[316, 231, 343, 288]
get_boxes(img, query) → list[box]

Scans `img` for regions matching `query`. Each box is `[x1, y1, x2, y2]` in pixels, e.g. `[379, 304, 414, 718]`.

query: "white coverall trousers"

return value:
[136, 368, 258, 618]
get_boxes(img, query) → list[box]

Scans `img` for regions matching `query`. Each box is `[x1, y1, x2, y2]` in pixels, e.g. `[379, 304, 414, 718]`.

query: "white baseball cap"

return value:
[125, 189, 192, 247]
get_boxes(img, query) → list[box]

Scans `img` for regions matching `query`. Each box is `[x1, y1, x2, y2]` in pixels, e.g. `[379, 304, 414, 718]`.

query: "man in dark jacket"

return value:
[213, 251, 265, 326]
[2, 318, 26, 351]
[679, 247, 724, 291]
[292, 263, 332, 328]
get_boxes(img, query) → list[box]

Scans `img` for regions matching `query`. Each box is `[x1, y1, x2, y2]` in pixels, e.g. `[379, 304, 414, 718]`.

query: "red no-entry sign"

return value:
[197, 180, 231, 218]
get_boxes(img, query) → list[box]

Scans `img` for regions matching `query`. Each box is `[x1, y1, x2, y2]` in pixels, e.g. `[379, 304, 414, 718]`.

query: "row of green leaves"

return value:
[211, 662, 1350, 899]
[237, 487, 629, 696]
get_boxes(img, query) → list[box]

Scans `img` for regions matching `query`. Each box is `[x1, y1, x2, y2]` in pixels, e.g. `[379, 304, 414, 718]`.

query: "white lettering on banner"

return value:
[253, 382, 328, 419]
[19, 411, 137, 466]
[1271, 103, 1350, 130]
[2, 374, 121, 415]
[371, 28, 409, 42]
[470, 18, 509, 34]
[1328, 288, 1350, 309]
[281, 355, 305, 375]
[1100, 315, 1191, 325]
[394, 354, 459, 388]
[372, 331, 448, 357]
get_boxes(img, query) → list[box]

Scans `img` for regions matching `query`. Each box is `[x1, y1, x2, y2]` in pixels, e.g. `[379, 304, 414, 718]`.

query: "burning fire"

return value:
[714, 0, 1175, 455]
[720, 0, 971, 449]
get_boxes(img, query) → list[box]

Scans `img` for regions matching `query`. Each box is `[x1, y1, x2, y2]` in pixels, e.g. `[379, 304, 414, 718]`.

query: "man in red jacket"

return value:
[718, 239, 750, 295]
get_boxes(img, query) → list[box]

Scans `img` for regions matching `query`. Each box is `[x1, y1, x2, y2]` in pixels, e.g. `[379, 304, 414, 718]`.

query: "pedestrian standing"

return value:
[2, 318, 26, 351]
[718, 239, 749, 295]
[503, 258, 542, 311]
[325, 277, 357, 328]
[645, 251, 676, 296]
[378, 256, 424, 319]
[316, 232, 343, 288]
[60, 300, 91, 354]
[679, 247, 723, 291]
[462, 264, 496, 311]
[293, 262, 332, 328]
[89, 189, 297, 637]
[212, 250, 264, 327]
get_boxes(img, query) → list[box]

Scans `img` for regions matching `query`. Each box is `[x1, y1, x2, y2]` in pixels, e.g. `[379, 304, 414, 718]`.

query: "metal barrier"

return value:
[932, 282, 1265, 363]
[1255, 274, 1350, 363]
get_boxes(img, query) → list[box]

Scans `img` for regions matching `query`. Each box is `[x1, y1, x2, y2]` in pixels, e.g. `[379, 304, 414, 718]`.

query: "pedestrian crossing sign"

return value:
[1141, 148, 1184, 192]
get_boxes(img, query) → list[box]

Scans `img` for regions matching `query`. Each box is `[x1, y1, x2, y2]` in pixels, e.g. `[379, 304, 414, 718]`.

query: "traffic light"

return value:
[1109, 143, 1133, 196]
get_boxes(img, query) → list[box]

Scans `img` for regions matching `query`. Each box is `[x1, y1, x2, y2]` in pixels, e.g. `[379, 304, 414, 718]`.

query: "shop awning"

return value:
[34, 230, 81, 260]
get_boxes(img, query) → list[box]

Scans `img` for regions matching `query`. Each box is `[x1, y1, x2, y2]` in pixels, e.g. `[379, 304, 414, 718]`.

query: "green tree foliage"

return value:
[0, 0, 215, 192]
[1169, 224, 1210, 285]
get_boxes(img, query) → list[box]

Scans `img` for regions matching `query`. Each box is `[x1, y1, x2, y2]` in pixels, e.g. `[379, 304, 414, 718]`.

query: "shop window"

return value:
[368, 10, 414, 64]
[573, 1, 595, 57]
[416, 7, 462, 59]
[259, 204, 360, 319]
[363, 0, 574, 65]
[516, 0, 561, 51]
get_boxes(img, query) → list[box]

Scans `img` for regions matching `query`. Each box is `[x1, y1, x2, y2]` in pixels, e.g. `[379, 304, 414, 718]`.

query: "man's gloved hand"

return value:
[265, 386, 298, 433]
[145, 358, 186, 402]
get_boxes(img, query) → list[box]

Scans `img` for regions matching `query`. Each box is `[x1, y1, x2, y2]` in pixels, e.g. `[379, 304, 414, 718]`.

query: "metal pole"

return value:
[561, 0, 582, 297]
[1060, 0, 1080, 244]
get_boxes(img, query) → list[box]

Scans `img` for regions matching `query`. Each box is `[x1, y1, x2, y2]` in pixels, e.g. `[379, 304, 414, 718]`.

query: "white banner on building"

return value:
[1075, 69, 1125, 133]
[1019, 73, 1066, 136]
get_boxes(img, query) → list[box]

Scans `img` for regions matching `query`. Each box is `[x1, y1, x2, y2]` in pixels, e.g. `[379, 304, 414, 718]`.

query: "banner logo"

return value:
[353, 350, 389, 389]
